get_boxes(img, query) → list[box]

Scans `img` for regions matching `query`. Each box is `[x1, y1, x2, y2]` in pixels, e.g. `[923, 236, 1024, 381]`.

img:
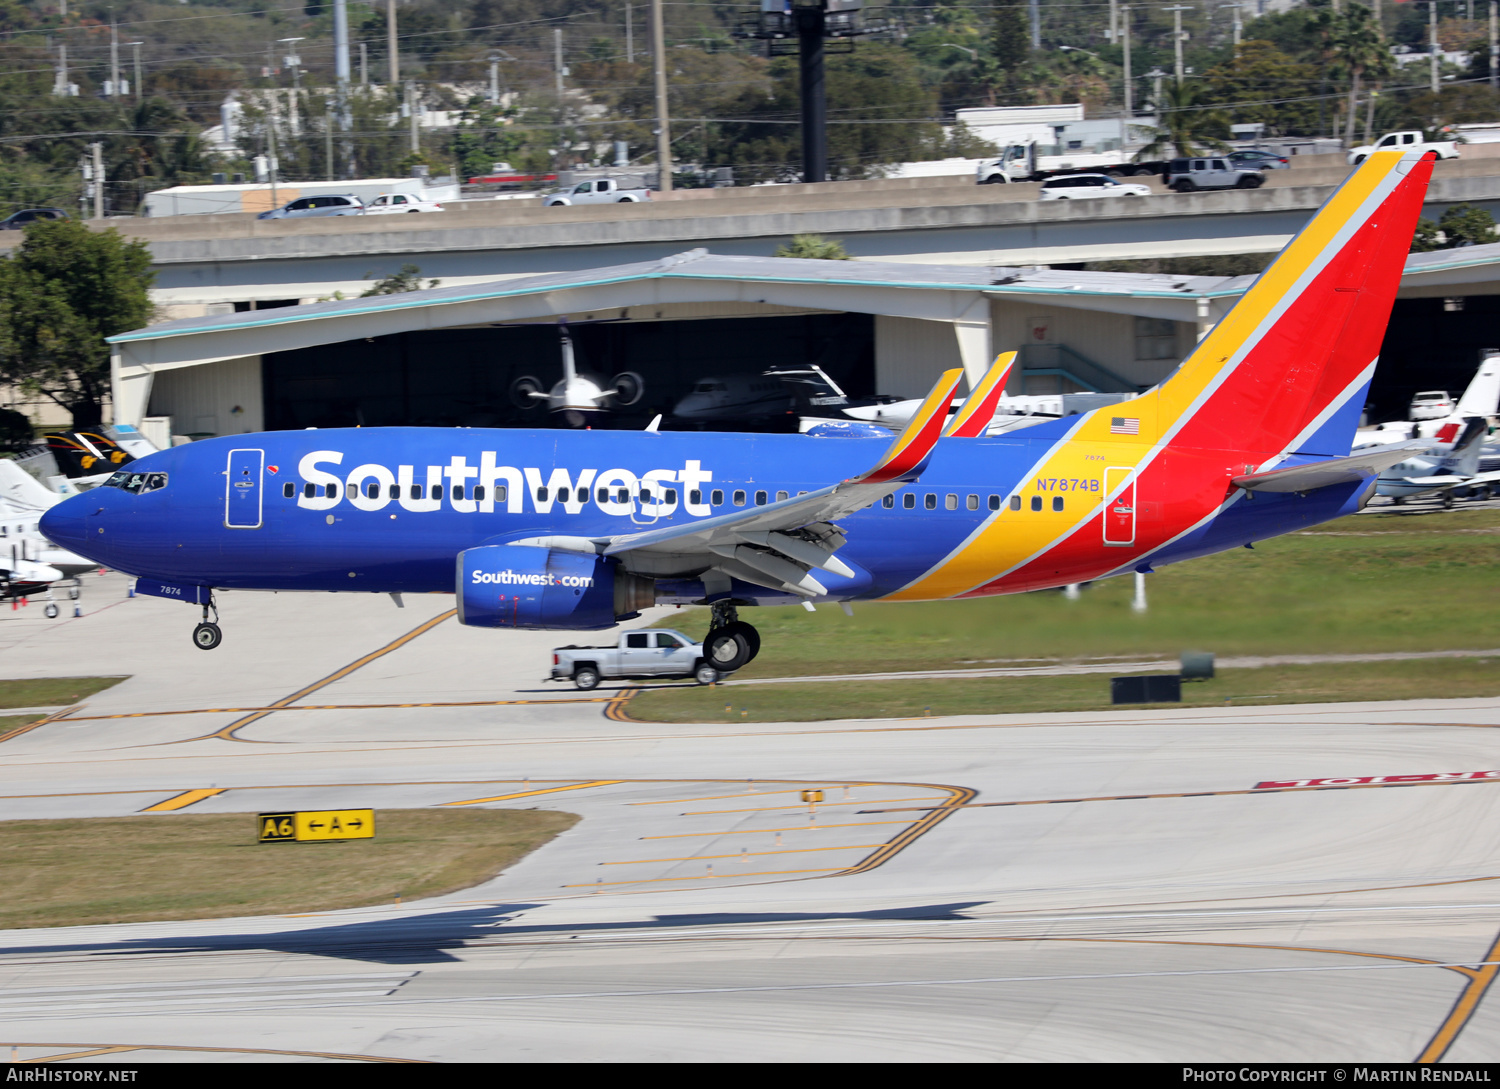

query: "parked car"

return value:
[1167, 157, 1264, 192]
[256, 195, 365, 220]
[544, 178, 652, 206]
[551, 629, 719, 689]
[0, 208, 68, 230]
[1348, 131, 1459, 166]
[1228, 149, 1290, 170]
[1037, 173, 1152, 200]
[364, 192, 445, 214]
[1409, 390, 1457, 421]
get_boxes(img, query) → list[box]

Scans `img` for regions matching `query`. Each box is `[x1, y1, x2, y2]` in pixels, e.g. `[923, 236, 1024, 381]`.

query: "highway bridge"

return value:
[11, 155, 1500, 313]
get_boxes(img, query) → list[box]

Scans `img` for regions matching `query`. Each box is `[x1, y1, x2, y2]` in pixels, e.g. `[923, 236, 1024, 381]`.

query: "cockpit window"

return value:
[103, 471, 167, 494]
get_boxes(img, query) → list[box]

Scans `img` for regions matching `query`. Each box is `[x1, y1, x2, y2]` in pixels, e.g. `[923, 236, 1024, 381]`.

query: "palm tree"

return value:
[1133, 80, 1230, 161]
[1328, 5, 1395, 149]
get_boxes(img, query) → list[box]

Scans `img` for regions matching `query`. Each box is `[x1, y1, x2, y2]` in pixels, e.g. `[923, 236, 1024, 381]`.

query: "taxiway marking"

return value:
[1417, 926, 1500, 1063]
[139, 788, 225, 812]
[602, 844, 884, 866]
[441, 781, 624, 806]
[639, 820, 915, 840]
[860, 774, 1500, 813]
[175, 609, 459, 743]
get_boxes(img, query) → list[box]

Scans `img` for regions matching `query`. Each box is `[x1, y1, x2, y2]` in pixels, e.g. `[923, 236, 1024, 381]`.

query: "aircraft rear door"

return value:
[225, 448, 265, 529]
[1103, 466, 1136, 547]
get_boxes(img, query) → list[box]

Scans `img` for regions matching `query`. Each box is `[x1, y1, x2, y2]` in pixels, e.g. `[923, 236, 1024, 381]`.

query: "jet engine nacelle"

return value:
[455, 544, 653, 630]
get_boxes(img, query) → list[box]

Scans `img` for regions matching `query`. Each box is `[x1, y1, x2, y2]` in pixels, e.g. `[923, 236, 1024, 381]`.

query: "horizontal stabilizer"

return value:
[1233, 444, 1423, 493]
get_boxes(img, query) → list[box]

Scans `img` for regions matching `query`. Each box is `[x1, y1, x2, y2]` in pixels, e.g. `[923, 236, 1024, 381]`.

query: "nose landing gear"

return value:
[704, 601, 760, 674]
[192, 600, 222, 650]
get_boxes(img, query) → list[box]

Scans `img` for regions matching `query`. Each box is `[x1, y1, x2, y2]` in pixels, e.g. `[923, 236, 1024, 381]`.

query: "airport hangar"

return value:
[108, 243, 1500, 442]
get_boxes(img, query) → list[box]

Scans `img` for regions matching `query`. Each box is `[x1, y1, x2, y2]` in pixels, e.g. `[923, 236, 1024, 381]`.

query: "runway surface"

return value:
[1, 574, 1498, 1063]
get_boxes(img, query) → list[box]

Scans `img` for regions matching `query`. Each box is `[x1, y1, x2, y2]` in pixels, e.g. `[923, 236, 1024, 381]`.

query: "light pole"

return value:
[651, 0, 671, 191]
[1165, 5, 1193, 83]
[1121, 5, 1133, 120]
[278, 37, 303, 137]
[128, 41, 142, 103]
[488, 52, 502, 106]
[1220, 2, 1243, 47]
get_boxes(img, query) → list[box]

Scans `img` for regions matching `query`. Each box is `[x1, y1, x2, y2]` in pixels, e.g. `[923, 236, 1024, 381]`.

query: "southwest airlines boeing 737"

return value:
[40, 150, 1435, 673]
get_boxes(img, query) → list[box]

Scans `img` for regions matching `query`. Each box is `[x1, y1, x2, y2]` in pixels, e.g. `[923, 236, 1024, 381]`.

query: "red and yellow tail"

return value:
[888, 149, 1435, 601]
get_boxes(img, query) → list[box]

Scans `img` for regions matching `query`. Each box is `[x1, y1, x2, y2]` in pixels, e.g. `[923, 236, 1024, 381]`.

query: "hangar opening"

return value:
[261, 313, 876, 432]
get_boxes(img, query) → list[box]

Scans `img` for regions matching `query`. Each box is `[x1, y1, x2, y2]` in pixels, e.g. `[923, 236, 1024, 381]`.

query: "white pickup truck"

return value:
[1348, 131, 1460, 166]
[551, 628, 719, 689]
[544, 177, 653, 206]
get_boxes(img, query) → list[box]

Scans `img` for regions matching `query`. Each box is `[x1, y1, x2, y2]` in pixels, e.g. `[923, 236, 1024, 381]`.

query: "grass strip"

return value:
[0, 808, 577, 930]
[651, 508, 1500, 678]
[628, 658, 1500, 723]
[0, 676, 125, 709]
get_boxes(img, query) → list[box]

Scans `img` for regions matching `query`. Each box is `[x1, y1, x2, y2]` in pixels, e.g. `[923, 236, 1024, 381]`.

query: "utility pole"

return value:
[554, 27, 565, 101]
[1431, 0, 1441, 94]
[626, 3, 634, 63]
[1028, 0, 1040, 50]
[1221, 3, 1242, 47]
[488, 52, 501, 106]
[90, 142, 103, 219]
[1122, 6, 1133, 120]
[407, 81, 419, 154]
[795, 1, 828, 183]
[651, 0, 672, 192]
[108, 22, 121, 97]
[1491, 0, 1497, 90]
[387, 0, 399, 86]
[1147, 66, 1167, 112]
[266, 96, 279, 210]
[128, 41, 142, 102]
[1108, 0, 1117, 43]
[325, 103, 334, 181]
[52, 42, 69, 96]
[1165, 6, 1193, 83]
[359, 41, 368, 87]
[279, 37, 303, 137]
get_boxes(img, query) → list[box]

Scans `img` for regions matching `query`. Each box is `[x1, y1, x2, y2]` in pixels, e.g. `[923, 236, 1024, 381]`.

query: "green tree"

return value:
[774, 235, 850, 260]
[1409, 204, 1497, 252]
[1134, 81, 1230, 161]
[1200, 40, 1320, 137]
[1326, 4, 1394, 148]
[361, 264, 441, 295]
[0, 220, 154, 429]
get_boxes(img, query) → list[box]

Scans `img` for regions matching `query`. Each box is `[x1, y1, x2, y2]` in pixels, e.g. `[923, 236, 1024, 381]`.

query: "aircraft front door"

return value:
[1103, 466, 1136, 547]
[225, 448, 265, 529]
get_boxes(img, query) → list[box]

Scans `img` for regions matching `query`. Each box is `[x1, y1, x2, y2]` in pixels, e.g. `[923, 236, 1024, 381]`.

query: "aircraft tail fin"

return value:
[1149, 149, 1435, 464]
[1436, 417, 1489, 477]
[0, 459, 61, 515]
[1453, 351, 1500, 419]
[857, 368, 964, 484]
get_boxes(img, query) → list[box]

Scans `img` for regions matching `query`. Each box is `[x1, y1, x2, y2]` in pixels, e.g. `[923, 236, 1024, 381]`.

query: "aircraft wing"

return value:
[598, 368, 965, 597]
[1233, 444, 1424, 493]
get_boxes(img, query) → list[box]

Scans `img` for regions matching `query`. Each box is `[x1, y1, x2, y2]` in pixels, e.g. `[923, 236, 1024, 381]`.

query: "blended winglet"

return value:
[945, 352, 1016, 439]
[857, 368, 964, 484]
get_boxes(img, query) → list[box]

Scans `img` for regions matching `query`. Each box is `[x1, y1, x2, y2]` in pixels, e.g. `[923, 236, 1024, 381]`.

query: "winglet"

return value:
[945, 352, 1016, 438]
[855, 368, 964, 484]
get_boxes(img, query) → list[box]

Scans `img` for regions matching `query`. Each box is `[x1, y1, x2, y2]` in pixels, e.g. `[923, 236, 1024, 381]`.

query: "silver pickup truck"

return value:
[551, 628, 719, 689]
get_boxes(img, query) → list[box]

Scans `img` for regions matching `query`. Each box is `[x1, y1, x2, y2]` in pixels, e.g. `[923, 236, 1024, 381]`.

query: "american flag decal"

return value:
[1110, 417, 1140, 435]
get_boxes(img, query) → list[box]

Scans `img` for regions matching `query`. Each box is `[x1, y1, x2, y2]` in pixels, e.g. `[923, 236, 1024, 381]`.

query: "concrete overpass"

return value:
[11, 156, 1500, 315]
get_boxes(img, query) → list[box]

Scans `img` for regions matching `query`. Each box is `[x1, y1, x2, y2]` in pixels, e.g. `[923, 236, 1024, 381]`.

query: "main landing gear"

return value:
[704, 601, 760, 673]
[192, 600, 222, 651]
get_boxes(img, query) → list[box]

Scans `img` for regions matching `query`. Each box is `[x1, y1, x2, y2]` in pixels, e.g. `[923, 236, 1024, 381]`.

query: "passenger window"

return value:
[410, 484, 422, 499]
[304, 483, 316, 499]
[664, 489, 677, 504]
[474, 485, 485, 501]
[626, 633, 649, 648]
[655, 633, 683, 648]
[733, 490, 746, 506]
[283, 482, 295, 498]
[1030, 496, 1042, 512]
[711, 489, 724, 506]
[1053, 496, 1064, 511]
[924, 494, 937, 510]
[452, 485, 465, 501]
[616, 488, 628, 503]
[776, 490, 788, 502]
[689, 489, 701, 506]
[597, 487, 610, 503]
[324, 483, 337, 499]
[640, 488, 652, 503]
[430, 484, 442, 501]
[389, 484, 400, 499]
[346, 483, 357, 498]
[536, 486, 548, 502]
[903, 493, 915, 509]
[945, 494, 957, 510]
[1009, 495, 1020, 511]
[967, 495, 979, 511]
[882, 495, 894, 508]
[755, 490, 767, 505]
[367, 482, 379, 499]
[496, 486, 507, 503]
[556, 487, 568, 503]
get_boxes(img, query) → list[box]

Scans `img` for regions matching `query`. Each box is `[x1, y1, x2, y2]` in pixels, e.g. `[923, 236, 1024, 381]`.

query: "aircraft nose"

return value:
[39, 494, 100, 559]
